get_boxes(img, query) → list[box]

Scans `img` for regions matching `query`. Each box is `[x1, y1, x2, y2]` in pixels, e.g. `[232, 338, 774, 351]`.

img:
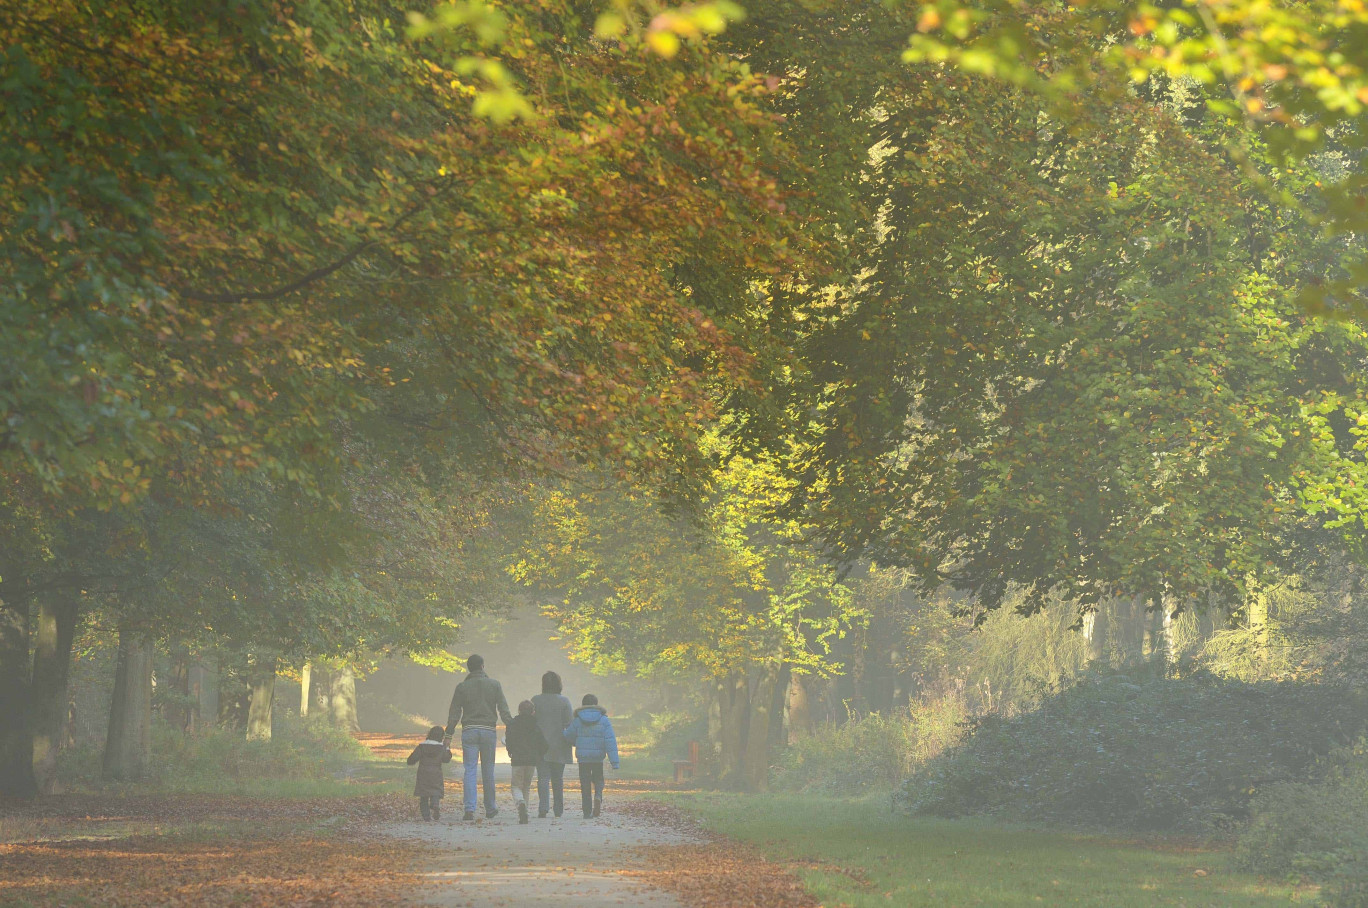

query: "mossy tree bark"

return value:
[30, 597, 77, 794]
[786, 672, 814, 744]
[0, 597, 37, 798]
[246, 657, 277, 741]
[328, 664, 359, 732]
[742, 661, 782, 792]
[103, 626, 154, 781]
[715, 672, 748, 789]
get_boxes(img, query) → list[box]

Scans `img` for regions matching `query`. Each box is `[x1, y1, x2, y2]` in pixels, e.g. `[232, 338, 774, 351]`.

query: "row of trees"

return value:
[502, 1, 1368, 788]
[0, 0, 809, 795]
[5, 0, 1368, 794]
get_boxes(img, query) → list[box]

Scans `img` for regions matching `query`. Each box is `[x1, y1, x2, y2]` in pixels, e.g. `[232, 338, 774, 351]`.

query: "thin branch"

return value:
[182, 176, 471, 305]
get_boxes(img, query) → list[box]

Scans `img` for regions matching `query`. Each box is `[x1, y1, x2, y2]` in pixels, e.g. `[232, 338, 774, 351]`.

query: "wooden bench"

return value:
[672, 740, 700, 783]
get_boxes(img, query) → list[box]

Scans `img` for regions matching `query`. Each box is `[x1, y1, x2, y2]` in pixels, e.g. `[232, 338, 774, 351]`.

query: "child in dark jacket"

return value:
[564, 694, 619, 818]
[407, 726, 453, 821]
[503, 700, 548, 824]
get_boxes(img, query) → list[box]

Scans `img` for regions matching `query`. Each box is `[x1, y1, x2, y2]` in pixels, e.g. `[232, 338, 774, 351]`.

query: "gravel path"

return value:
[379, 787, 699, 907]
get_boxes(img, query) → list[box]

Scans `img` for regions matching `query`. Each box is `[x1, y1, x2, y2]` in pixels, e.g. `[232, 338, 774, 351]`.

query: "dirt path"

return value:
[379, 792, 698, 907]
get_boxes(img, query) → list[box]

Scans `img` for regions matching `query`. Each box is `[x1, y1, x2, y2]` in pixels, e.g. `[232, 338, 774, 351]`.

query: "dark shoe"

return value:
[593, 797, 602, 818]
[538, 811, 548, 819]
[432, 806, 440, 821]
[518, 803, 529, 824]
[463, 810, 476, 821]
[554, 810, 563, 818]
[486, 808, 499, 820]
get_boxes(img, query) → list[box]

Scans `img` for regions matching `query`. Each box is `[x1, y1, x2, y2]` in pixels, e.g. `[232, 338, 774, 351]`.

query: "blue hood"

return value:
[576, 706, 605, 723]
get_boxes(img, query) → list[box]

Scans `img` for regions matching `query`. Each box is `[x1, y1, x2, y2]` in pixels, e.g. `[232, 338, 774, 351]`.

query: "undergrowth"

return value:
[773, 696, 967, 794]
[58, 716, 386, 796]
[897, 673, 1368, 835]
[1236, 740, 1368, 906]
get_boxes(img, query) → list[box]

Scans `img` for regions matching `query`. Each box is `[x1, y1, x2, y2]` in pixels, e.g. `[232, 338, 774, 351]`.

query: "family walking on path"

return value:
[406, 654, 619, 823]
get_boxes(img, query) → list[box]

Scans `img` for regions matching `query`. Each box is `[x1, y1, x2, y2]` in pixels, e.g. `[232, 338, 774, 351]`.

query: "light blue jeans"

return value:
[461, 727, 497, 815]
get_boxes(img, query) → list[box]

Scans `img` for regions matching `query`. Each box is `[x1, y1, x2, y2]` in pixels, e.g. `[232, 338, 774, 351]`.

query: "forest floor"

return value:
[0, 734, 814, 907]
[0, 735, 1321, 906]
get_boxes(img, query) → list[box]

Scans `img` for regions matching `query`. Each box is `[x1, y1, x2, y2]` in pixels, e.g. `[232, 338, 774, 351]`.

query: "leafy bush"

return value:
[1236, 742, 1368, 905]
[153, 717, 370, 790]
[897, 674, 1368, 834]
[59, 716, 371, 793]
[773, 696, 967, 795]
[642, 710, 709, 760]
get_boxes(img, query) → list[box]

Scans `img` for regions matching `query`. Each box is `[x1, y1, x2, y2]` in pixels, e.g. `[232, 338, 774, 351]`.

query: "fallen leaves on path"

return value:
[622, 801, 819, 908]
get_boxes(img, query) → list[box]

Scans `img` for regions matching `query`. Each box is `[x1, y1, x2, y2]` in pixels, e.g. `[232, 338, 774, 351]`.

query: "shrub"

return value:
[1236, 742, 1368, 905]
[897, 674, 1368, 835]
[773, 695, 967, 795]
[58, 716, 371, 793]
[642, 710, 709, 760]
[154, 717, 370, 790]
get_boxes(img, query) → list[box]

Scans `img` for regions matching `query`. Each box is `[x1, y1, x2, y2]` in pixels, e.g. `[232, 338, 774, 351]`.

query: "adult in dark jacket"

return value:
[406, 726, 453, 821]
[504, 700, 548, 824]
[444, 653, 513, 820]
[564, 693, 619, 818]
[531, 671, 573, 818]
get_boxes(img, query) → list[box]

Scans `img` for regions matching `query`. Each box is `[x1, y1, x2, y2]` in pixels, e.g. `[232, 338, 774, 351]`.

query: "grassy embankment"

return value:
[658, 793, 1315, 907]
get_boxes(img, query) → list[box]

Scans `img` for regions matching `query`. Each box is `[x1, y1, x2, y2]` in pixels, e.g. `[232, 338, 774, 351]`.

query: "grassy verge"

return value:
[659, 792, 1318, 907]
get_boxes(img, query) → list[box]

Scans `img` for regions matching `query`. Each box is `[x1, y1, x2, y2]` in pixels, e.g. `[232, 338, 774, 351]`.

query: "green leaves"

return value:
[902, 0, 1368, 311]
[407, 3, 534, 124]
[594, 1, 747, 58]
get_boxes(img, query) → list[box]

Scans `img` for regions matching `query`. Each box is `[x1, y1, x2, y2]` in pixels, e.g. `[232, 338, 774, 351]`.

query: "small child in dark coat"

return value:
[407, 725, 453, 821]
[503, 700, 548, 824]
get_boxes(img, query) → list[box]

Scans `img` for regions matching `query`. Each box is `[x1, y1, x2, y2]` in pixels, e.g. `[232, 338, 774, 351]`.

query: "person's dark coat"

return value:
[504, 714, 549, 767]
[531, 692, 573, 763]
[407, 738, 453, 798]
[445, 669, 513, 735]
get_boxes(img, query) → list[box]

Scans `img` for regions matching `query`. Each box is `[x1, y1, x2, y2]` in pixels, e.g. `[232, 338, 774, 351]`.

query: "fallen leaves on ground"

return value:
[0, 793, 428, 907]
[621, 801, 819, 908]
[0, 792, 411, 833]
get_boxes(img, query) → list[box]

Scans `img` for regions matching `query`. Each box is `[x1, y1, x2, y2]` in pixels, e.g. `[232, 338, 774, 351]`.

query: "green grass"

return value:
[661, 793, 1318, 907]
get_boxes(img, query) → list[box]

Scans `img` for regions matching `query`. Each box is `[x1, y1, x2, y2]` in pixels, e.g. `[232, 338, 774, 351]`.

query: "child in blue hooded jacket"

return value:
[564, 694, 619, 818]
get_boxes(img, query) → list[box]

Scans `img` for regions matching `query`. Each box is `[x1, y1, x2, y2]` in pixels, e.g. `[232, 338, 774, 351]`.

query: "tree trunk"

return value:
[1153, 591, 1178, 676]
[0, 598, 37, 798]
[299, 662, 312, 718]
[190, 660, 219, 732]
[218, 681, 249, 730]
[787, 673, 814, 744]
[31, 597, 77, 795]
[103, 627, 154, 781]
[716, 672, 748, 789]
[743, 661, 782, 793]
[1161, 605, 1175, 674]
[767, 663, 790, 757]
[1083, 603, 1108, 665]
[246, 662, 276, 741]
[313, 664, 333, 717]
[165, 650, 190, 734]
[328, 665, 359, 733]
[1247, 588, 1270, 633]
[706, 678, 722, 751]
